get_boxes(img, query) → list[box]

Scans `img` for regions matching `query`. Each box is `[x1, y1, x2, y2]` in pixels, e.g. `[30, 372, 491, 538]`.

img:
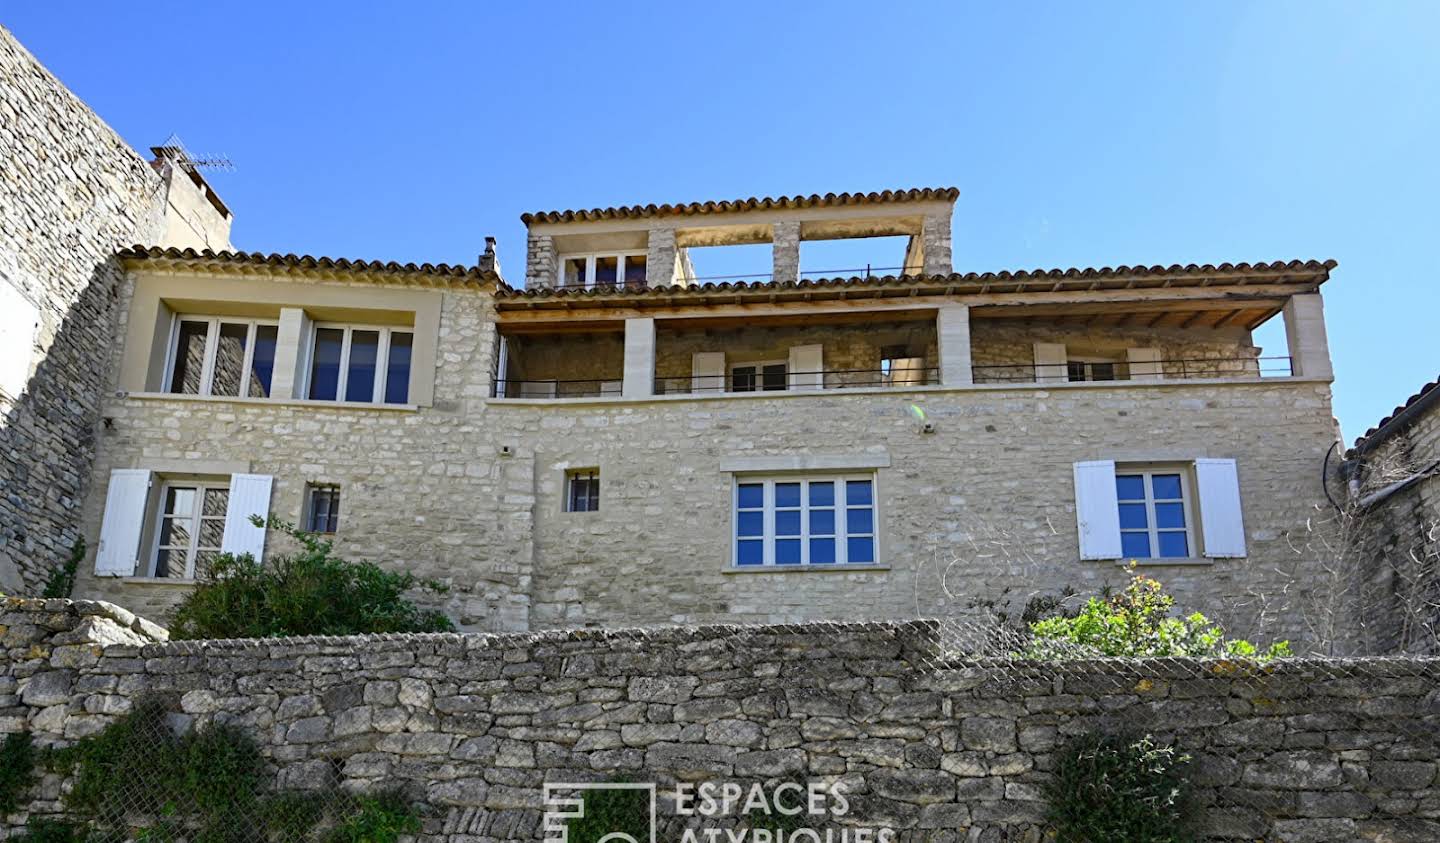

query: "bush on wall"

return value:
[170, 516, 455, 639]
[1046, 731, 1195, 843]
[1021, 574, 1291, 659]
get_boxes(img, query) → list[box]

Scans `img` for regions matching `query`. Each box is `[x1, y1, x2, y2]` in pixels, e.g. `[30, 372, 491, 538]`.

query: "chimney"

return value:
[478, 236, 503, 279]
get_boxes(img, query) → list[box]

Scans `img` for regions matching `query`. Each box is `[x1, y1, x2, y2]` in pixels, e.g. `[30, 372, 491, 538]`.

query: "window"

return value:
[1067, 358, 1121, 382]
[165, 317, 279, 398]
[558, 252, 648, 290]
[1116, 470, 1194, 559]
[150, 481, 229, 578]
[732, 362, 788, 392]
[306, 484, 341, 533]
[307, 324, 413, 404]
[567, 469, 600, 512]
[733, 475, 877, 567]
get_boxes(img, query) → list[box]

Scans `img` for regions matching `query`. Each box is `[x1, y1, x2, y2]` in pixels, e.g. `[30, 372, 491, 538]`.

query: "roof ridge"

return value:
[117, 244, 507, 284]
[1351, 374, 1440, 453]
[521, 186, 960, 225]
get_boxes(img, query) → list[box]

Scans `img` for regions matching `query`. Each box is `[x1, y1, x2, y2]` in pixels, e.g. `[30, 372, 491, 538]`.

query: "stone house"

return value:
[58, 186, 1346, 644]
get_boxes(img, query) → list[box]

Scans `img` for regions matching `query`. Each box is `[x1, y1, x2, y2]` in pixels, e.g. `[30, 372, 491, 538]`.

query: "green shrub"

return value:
[1021, 574, 1291, 659]
[41, 538, 85, 599]
[565, 782, 653, 843]
[322, 790, 421, 843]
[0, 731, 36, 815]
[1046, 732, 1194, 843]
[170, 516, 455, 639]
[12, 819, 90, 843]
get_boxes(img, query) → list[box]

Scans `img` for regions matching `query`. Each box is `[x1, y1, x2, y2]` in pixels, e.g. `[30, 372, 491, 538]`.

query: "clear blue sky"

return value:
[6, 2, 1437, 442]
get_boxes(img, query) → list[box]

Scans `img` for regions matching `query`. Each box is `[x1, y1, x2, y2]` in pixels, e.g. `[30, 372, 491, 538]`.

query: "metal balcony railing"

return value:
[492, 378, 623, 399]
[971, 355, 1293, 384]
[655, 366, 940, 395]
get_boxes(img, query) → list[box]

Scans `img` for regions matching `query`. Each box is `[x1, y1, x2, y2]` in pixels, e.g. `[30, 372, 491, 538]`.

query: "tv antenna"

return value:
[152, 133, 234, 173]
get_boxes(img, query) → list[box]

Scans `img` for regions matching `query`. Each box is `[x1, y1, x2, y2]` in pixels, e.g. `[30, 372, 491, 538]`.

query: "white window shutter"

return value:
[788, 344, 824, 390]
[1034, 343, 1068, 383]
[1073, 460, 1122, 560]
[1127, 347, 1164, 380]
[691, 352, 726, 394]
[1195, 458, 1247, 557]
[221, 474, 273, 561]
[94, 469, 152, 576]
[0, 281, 40, 401]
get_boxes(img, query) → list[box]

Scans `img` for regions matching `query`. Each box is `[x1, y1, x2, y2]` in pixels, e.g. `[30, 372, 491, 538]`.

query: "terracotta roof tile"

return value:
[495, 259, 1337, 301]
[1351, 375, 1440, 453]
[520, 187, 960, 225]
[118, 245, 505, 285]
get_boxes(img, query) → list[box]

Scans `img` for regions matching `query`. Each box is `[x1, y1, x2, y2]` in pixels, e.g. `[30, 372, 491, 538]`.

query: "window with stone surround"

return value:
[305, 324, 413, 404]
[733, 475, 876, 567]
[566, 469, 600, 512]
[1116, 468, 1196, 559]
[558, 251, 648, 290]
[164, 316, 278, 398]
[305, 484, 342, 533]
[150, 481, 230, 579]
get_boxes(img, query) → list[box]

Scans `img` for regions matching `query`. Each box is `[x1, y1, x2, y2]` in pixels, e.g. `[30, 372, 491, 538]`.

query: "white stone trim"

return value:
[719, 454, 890, 473]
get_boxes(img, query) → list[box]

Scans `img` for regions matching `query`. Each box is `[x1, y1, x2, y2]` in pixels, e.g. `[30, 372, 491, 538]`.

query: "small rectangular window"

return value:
[732, 475, 877, 566]
[306, 324, 413, 405]
[151, 482, 229, 579]
[1116, 469, 1193, 559]
[1067, 357, 1124, 382]
[306, 484, 341, 533]
[165, 317, 278, 398]
[731, 362, 788, 393]
[567, 469, 600, 513]
[556, 252, 649, 290]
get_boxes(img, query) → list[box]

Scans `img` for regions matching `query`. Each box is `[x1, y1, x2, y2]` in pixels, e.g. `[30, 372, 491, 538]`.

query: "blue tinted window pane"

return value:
[776, 510, 801, 536]
[1119, 503, 1149, 530]
[847, 507, 873, 534]
[737, 485, 763, 508]
[249, 325, 277, 398]
[737, 511, 764, 538]
[775, 539, 802, 565]
[308, 328, 343, 400]
[385, 332, 412, 404]
[737, 540, 764, 566]
[809, 509, 835, 536]
[1158, 532, 1189, 558]
[809, 482, 835, 507]
[847, 537, 874, 563]
[1116, 475, 1145, 500]
[846, 480, 873, 506]
[1151, 474, 1183, 500]
[775, 483, 801, 508]
[810, 538, 835, 564]
[345, 330, 379, 403]
[1121, 532, 1153, 559]
[1155, 502, 1186, 529]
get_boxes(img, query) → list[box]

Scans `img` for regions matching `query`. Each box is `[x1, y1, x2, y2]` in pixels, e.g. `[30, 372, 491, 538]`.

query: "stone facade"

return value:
[0, 27, 169, 592]
[4, 599, 1439, 841]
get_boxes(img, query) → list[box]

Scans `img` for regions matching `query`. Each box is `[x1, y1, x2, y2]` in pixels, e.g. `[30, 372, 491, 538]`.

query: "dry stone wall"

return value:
[0, 27, 167, 592]
[3, 599, 1439, 841]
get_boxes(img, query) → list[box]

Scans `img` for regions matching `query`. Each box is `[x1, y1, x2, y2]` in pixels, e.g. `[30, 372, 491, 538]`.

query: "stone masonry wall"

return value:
[3, 598, 1439, 841]
[0, 27, 168, 592]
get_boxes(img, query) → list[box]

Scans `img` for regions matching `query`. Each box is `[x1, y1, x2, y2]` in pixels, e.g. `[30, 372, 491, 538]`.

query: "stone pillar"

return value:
[646, 228, 677, 288]
[524, 233, 556, 289]
[271, 306, 311, 399]
[772, 220, 800, 284]
[921, 213, 952, 276]
[936, 304, 973, 387]
[1282, 292, 1334, 379]
[622, 318, 656, 399]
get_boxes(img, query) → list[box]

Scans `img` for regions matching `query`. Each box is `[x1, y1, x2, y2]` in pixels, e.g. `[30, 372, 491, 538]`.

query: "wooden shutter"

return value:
[220, 474, 273, 561]
[1127, 347, 1164, 380]
[1034, 343, 1068, 383]
[1195, 458, 1247, 557]
[94, 469, 152, 576]
[1073, 460, 1122, 560]
[788, 345, 824, 390]
[691, 352, 726, 394]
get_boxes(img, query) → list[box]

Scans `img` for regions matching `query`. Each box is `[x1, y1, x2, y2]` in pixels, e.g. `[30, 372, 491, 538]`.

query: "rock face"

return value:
[0, 27, 169, 591]
[2, 598, 1439, 841]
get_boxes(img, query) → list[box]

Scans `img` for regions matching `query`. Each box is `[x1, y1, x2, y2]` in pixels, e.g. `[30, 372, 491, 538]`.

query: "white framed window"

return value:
[731, 361, 788, 392]
[305, 323, 414, 404]
[150, 481, 230, 579]
[1116, 468, 1196, 560]
[558, 251, 649, 290]
[733, 475, 877, 567]
[164, 316, 279, 398]
[1067, 356, 1124, 383]
[566, 469, 600, 513]
[305, 484, 341, 533]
